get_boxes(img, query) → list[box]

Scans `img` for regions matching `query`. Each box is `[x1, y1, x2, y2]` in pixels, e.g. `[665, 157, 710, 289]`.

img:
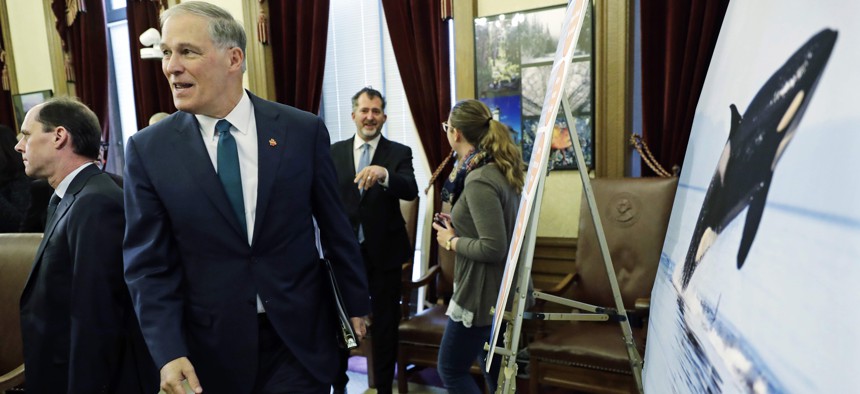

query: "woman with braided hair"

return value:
[431, 99, 531, 393]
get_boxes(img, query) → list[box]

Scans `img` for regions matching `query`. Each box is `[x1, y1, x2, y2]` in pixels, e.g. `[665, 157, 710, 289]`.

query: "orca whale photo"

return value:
[680, 28, 838, 289]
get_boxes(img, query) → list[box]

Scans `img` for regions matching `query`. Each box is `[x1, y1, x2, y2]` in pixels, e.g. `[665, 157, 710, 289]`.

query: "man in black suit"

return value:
[20, 173, 122, 232]
[123, 3, 369, 394]
[331, 87, 419, 393]
[14, 97, 157, 393]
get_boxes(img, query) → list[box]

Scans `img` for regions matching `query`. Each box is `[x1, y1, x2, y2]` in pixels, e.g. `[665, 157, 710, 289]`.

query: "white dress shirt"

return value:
[195, 91, 258, 246]
[195, 92, 266, 313]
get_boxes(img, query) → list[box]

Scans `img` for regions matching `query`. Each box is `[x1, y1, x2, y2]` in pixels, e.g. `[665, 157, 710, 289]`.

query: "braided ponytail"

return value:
[449, 100, 524, 193]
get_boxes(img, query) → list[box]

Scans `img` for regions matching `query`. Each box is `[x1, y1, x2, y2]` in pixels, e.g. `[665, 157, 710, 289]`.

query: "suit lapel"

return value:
[372, 136, 391, 166]
[23, 165, 99, 301]
[168, 113, 245, 237]
[337, 137, 361, 202]
[343, 136, 357, 178]
[250, 93, 285, 243]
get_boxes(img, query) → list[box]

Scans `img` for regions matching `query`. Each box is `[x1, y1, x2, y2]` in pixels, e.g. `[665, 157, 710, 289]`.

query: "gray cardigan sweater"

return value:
[448, 164, 523, 327]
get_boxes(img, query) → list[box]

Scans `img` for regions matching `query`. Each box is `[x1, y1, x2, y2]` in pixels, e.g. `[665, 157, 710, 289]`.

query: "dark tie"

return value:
[46, 193, 61, 225]
[357, 143, 371, 243]
[216, 119, 247, 237]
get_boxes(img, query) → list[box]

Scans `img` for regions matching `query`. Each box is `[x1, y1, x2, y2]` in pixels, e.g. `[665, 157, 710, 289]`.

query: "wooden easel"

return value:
[484, 2, 643, 392]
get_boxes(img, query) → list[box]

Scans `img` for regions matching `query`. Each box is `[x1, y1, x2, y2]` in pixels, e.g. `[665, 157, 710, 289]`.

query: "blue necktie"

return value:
[216, 119, 247, 237]
[357, 143, 371, 243]
[358, 143, 371, 190]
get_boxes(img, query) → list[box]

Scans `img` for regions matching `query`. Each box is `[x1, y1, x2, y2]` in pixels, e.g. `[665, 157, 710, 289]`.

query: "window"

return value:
[104, 0, 137, 172]
[321, 0, 433, 277]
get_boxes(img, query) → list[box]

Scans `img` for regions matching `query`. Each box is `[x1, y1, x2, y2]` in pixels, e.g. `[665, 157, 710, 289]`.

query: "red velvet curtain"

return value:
[381, 0, 451, 274]
[640, 0, 729, 175]
[268, 0, 329, 113]
[51, 0, 109, 148]
[127, 0, 175, 130]
[0, 25, 15, 129]
[380, 0, 451, 195]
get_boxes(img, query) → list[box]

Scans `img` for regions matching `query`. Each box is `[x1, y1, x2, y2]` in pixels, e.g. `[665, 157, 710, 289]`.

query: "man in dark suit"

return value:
[122, 2, 369, 394]
[15, 97, 157, 393]
[330, 88, 418, 393]
[21, 173, 122, 232]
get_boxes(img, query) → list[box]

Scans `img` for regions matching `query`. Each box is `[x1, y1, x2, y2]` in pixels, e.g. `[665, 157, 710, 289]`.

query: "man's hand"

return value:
[354, 165, 387, 191]
[351, 316, 368, 340]
[160, 357, 202, 394]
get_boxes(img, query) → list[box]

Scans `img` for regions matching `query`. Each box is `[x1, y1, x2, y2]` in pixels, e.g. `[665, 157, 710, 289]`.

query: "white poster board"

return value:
[644, 1, 860, 392]
[486, 0, 588, 363]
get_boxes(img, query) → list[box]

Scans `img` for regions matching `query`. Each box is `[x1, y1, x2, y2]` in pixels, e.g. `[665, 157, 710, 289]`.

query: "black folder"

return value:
[322, 258, 359, 349]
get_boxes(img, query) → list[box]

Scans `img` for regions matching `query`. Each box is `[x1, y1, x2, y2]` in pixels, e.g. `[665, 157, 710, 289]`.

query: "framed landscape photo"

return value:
[474, 4, 593, 170]
[13, 90, 53, 131]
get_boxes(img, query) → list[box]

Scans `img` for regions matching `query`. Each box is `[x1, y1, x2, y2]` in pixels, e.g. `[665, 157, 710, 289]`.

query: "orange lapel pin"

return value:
[269, 138, 277, 147]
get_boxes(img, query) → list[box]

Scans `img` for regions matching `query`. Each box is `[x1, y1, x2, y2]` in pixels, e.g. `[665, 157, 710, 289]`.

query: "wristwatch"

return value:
[444, 236, 456, 251]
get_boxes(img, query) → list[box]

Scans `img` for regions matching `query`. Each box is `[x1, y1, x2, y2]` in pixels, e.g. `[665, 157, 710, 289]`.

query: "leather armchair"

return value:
[528, 177, 677, 393]
[0, 233, 41, 392]
[396, 202, 486, 393]
[396, 248, 449, 393]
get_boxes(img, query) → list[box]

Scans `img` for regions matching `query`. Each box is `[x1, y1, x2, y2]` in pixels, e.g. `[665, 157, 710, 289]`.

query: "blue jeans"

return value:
[437, 319, 503, 394]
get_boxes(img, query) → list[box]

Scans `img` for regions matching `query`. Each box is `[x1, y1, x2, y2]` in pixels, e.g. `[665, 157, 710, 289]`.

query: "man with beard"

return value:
[330, 87, 418, 393]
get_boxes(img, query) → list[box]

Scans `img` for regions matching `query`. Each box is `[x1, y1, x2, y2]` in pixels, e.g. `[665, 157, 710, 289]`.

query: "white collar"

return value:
[353, 133, 382, 152]
[195, 90, 254, 140]
[54, 162, 94, 198]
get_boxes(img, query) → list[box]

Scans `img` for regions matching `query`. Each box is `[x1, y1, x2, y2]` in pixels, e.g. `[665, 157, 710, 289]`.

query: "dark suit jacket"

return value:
[331, 136, 418, 270]
[123, 92, 370, 393]
[21, 173, 122, 233]
[19, 164, 157, 394]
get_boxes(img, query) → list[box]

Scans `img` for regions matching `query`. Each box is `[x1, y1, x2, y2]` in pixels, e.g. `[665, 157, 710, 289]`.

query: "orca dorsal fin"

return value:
[729, 104, 743, 137]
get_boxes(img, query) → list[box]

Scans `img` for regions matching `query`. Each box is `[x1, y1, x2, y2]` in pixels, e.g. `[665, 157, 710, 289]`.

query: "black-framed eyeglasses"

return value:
[441, 122, 451, 134]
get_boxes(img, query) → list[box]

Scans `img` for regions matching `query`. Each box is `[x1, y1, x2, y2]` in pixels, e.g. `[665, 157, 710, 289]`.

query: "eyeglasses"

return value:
[441, 122, 451, 134]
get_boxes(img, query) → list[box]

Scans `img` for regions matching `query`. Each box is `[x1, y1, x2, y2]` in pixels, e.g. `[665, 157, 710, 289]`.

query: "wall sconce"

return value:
[139, 28, 162, 60]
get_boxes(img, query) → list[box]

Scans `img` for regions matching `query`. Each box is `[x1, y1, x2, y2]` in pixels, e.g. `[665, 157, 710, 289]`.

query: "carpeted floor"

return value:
[340, 355, 580, 394]
[340, 355, 571, 394]
[340, 356, 447, 394]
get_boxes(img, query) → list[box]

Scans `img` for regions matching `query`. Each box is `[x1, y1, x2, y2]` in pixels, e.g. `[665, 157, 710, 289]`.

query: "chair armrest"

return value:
[532, 273, 577, 313]
[400, 262, 413, 281]
[625, 297, 651, 328]
[0, 364, 25, 391]
[398, 262, 414, 318]
[634, 297, 650, 311]
[538, 273, 576, 296]
[402, 264, 441, 291]
[400, 265, 442, 320]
